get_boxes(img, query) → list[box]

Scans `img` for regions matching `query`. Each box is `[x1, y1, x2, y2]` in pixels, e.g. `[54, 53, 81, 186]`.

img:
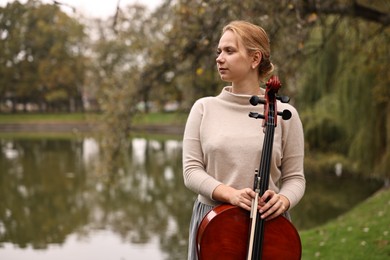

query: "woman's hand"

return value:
[228, 188, 256, 211]
[212, 184, 255, 211]
[258, 190, 290, 220]
[212, 185, 290, 219]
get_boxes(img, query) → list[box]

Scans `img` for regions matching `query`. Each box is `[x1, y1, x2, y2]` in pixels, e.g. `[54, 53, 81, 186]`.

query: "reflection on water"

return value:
[0, 136, 382, 259]
[83, 137, 99, 164]
[1, 230, 163, 260]
[0, 137, 194, 260]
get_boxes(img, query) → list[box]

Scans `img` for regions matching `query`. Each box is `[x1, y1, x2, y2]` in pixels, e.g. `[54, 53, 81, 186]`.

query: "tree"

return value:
[300, 0, 390, 26]
[0, 0, 86, 112]
[87, 3, 162, 172]
[294, 1, 389, 181]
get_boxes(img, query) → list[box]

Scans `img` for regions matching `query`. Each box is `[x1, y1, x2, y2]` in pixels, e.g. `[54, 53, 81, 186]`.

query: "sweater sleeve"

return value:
[182, 100, 222, 199]
[278, 105, 306, 209]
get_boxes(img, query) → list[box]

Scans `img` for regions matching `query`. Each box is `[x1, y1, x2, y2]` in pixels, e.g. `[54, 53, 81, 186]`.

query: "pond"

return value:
[0, 136, 382, 260]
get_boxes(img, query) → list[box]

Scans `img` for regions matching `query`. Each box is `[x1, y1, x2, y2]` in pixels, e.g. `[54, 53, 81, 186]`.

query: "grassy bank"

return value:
[0, 112, 188, 138]
[132, 112, 187, 126]
[300, 188, 390, 259]
[0, 113, 90, 123]
[0, 112, 187, 126]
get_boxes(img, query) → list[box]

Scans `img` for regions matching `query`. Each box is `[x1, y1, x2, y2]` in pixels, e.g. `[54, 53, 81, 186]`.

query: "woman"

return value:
[182, 20, 305, 260]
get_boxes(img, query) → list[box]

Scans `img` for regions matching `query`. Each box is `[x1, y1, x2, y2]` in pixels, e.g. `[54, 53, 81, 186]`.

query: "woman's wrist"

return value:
[212, 184, 235, 203]
[279, 194, 291, 212]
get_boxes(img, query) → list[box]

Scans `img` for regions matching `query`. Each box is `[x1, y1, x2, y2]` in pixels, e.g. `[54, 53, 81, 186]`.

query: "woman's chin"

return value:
[219, 75, 231, 82]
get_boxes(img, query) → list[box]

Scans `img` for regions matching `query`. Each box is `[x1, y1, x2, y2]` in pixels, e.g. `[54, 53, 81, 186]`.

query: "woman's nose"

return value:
[216, 53, 223, 63]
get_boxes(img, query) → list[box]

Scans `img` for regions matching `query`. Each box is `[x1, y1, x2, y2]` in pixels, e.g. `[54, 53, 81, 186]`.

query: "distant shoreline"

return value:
[0, 122, 184, 135]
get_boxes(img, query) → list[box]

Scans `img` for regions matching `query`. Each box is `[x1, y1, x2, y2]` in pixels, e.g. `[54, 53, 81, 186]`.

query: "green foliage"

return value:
[301, 97, 347, 153]
[0, 0, 86, 112]
[45, 89, 68, 102]
[88, 5, 153, 169]
[297, 14, 389, 179]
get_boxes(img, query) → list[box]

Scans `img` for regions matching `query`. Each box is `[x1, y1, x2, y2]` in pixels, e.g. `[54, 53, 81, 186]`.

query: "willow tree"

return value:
[296, 2, 389, 182]
[86, 3, 173, 176]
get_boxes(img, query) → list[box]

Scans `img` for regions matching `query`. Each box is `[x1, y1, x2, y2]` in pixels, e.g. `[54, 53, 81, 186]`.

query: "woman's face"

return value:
[216, 30, 254, 84]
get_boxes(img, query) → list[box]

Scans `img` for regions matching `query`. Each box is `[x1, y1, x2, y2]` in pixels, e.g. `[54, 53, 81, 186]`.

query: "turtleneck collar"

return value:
[217, 86, 265, 105]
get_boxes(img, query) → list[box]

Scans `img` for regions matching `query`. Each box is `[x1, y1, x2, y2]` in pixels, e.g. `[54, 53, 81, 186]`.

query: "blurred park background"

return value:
[0, 0, 389, 259]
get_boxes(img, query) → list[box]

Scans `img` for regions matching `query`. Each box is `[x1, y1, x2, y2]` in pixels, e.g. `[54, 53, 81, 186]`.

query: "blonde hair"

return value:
[222, 20, 274, 81]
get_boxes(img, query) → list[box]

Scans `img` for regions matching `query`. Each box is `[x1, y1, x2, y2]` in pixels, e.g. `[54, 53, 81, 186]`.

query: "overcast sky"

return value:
[0, 0, 162, 18]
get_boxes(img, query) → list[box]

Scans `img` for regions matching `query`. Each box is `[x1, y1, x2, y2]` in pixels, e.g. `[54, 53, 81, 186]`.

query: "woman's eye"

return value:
[226, 48, 234, 54]
[216, 48, 235, 57]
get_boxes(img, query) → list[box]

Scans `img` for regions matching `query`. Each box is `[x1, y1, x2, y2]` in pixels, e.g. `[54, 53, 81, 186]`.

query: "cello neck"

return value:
[247, 75, 286, 260]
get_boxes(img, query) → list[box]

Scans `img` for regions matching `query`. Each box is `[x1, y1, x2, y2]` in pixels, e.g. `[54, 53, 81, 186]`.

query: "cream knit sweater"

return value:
[183, 86, 305, 209]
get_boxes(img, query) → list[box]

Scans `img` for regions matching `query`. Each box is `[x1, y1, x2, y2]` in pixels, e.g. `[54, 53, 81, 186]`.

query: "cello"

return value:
[196, 76, 302, 259]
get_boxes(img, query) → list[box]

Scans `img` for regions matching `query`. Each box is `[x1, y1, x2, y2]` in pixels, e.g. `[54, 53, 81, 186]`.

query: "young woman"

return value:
[182, 20, 305, 260]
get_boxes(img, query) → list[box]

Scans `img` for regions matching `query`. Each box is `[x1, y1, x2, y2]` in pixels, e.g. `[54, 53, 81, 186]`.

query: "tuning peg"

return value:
[249, 96, 266, 106]
[276, 95, 290, 103]
[248, 112, 265, 119]
[277, 109, 292, 120]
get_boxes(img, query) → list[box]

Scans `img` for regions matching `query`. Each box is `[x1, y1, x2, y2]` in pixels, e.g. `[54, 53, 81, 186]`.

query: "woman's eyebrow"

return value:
[217, 45, 237, 51]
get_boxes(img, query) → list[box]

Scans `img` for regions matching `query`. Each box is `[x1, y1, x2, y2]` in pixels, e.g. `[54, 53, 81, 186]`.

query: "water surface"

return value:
[0, 137, 382, 259]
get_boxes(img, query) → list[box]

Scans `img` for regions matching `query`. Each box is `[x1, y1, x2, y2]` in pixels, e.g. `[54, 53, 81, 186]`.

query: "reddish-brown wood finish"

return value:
[196, 204, 301, 260]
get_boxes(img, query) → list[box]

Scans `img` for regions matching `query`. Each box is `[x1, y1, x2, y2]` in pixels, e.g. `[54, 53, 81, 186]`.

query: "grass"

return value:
[0, 112, 91, 123]
[300, 188, 390, 259]
[132, 112, 187, 126]
[0, 112, 187, 126]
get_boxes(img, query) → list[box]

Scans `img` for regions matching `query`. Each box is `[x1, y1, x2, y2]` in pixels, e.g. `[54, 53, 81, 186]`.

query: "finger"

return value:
[241, 196, 253, 208]
[260, 190, 275, 204]
[259, 193, 278, 213]
[266, 204, 285, 220]
[243, 188, 256, 199]
[233, 190, 254, 211]
[237, 198, 252, 211]
[261, 199, 285, 220]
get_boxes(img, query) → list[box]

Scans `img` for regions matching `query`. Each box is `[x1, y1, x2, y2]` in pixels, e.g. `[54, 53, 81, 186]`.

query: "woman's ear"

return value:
[252, 51, 262, 69]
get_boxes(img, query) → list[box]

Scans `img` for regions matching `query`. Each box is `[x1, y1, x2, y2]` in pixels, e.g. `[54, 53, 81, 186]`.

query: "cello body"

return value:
[196, 204, 301, 260]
